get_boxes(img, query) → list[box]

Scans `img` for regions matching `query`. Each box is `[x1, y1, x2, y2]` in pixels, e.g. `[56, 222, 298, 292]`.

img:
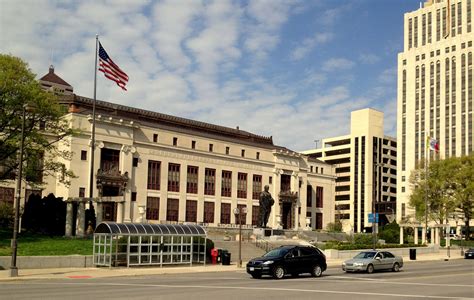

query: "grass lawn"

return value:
[0, 229, 93, 256]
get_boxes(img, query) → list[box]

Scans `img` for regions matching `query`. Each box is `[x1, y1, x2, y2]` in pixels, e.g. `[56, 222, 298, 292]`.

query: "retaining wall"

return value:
[324, 245, 440, 259]
[0, 255, 93, 269]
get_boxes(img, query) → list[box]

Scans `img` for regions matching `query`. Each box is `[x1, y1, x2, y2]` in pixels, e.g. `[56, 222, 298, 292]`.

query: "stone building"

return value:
[0, 67, 336, 236]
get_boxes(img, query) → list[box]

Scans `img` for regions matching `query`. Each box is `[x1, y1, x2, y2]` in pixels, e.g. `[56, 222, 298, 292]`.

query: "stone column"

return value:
[291, 171, 299, 230]
[435, 227, 440, 245]
[95, 202, 103, 225]
[421, 227, 426, 244]
[399, 227, 404, 244]
[271, 168, 282, 228]
[76, 202, 86, 237]
[414, 227, 419, 245]
[430, 227, 435, 245]
[117, 201, 124, 223]
[65, 202, 74, 237]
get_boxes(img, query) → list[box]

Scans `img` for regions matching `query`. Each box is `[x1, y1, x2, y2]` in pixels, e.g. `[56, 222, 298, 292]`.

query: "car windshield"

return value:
[354, 251, 376, 259]
[263, 248, 289, 258]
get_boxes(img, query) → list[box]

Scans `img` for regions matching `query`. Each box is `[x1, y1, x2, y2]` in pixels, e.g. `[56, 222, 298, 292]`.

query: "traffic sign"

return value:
[368, 213, 379, 223]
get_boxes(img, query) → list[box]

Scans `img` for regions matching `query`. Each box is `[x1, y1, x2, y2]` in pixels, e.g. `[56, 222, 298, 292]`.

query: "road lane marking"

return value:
[295, 277, 473, 288]
[18, 282, 474, 299]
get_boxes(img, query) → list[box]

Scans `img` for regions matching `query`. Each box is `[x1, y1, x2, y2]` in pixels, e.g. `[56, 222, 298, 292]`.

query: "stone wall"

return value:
[0, 255, 93, 269]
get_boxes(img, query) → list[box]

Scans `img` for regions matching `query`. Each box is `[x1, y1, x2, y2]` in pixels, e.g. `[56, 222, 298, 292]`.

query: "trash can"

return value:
[409, 248, 416, 260]
[221, 250, 231, 265]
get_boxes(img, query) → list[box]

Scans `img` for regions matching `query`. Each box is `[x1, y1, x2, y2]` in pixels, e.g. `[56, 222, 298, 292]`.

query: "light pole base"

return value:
[9, 267, 18, 277]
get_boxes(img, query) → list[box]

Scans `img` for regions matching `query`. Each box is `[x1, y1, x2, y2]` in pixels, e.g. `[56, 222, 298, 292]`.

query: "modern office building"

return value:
[0, 67, 336, 235]
[397, 0, 473, 222]
[302, 108, 397, 234]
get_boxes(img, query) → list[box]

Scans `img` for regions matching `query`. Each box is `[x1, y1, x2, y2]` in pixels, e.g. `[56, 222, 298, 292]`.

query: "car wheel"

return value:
[366, 264, 374, 274]
[251, 274, 262, 279]
[272, 266, 285, 279]
[392, 262, 400, 272]
[311, 264, 323, 277]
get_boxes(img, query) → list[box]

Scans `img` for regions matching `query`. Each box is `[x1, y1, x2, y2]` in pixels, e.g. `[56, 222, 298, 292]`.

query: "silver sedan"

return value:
[342, 250, 403, 273]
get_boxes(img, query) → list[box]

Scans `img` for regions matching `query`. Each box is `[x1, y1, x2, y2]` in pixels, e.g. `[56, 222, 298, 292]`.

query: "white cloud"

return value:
[322, 58, 355, 72]
[359, 53, 381, 64]
[378, 67, 397, 84]
[290, 32, 333, 61]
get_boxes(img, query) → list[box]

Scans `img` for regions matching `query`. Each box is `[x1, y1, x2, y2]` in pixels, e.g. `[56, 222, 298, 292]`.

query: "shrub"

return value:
[353, 233, 373, 245]
[0, 203, 14, 229]
[326, 221, 343, 232]
[22, 193, 66, 235]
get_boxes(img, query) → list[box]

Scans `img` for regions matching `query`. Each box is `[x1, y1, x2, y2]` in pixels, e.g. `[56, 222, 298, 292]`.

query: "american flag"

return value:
[98, 42, 129, 91]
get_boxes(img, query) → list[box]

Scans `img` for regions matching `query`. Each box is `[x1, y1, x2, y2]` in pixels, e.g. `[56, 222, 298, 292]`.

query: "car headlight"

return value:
[262, 260, 274, 265]
[353, 262, 364, 267]
[342, 262, 346, 266]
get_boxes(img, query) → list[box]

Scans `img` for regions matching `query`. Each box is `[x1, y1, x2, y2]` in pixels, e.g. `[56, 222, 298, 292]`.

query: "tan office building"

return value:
[302, 109, 397, 234]
[0, 67, 336, 235]
[397, 0, 473, 222]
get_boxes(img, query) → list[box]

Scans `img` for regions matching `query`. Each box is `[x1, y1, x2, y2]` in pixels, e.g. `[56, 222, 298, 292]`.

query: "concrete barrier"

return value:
[0, 255, 93, 269]
[324, 245, 440, 259]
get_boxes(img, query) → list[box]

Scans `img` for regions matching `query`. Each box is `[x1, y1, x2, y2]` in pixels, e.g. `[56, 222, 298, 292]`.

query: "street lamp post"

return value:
[233, 206, 247, 268]
[10, 104, 28, 277]
[372, 163, 384, 250]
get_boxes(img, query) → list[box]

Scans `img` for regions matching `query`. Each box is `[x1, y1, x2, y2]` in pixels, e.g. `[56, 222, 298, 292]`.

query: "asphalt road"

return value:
[1, 259, 473, 300]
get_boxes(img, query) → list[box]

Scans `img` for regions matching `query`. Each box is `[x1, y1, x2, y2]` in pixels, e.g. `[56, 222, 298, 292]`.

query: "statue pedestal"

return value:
[253, 228, 284, 237]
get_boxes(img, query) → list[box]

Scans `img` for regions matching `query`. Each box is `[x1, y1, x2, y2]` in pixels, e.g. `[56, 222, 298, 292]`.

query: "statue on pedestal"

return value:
[258, 185, 274, 228]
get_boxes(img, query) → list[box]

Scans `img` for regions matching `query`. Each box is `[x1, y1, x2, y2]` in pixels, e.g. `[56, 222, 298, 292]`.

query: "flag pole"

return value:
[89, 34, 99, 226]
[424, 137, 429, 245]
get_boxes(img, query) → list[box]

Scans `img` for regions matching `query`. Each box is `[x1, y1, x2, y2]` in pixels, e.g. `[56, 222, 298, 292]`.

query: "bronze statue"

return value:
[258, 185, 274, 228]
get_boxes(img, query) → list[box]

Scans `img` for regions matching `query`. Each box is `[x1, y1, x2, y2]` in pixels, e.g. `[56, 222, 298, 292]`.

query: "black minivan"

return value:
[246, 245, 327, 279]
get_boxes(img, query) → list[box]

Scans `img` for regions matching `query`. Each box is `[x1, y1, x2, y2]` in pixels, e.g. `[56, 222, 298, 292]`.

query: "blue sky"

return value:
[0, 0, 420, 151]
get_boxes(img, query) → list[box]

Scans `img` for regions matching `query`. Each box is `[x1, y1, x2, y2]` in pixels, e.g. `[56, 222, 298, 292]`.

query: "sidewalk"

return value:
[0, 251, 464, 281]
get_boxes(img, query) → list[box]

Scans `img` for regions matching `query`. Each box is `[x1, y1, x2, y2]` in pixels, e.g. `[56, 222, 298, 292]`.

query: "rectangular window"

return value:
[256, 152, 260, 160]
[316, 186, 323, 208]
[204, 168, 216, 195]
[428, 12, 432, 43]
[132, 157, 138, 167]
[221, 170, 232, 197]
[457, 1, 462, 34]
[220, 203, 231, 224]
[252, 206, 259, 226]
[316, 213, 323, 230]
[209, 144, 213, 152]
[173, 137, 178, 146]
[146, 197, 160, 220]
[185, 200, 197, 223]
[414, 16, 418, 47]
[241, 149, 245, 157]
[168, 163, 180, 192]
[186, 165, 198, 194]
[204, 201, 215, 223]
[191, 140, 196, 149]
[153, 134, 158, 143]
[451, 3, 456, 37]
[79, 187, 85, 198]
[269, 176, 272, 184]
[408, 18, 413, 49]
[436, 9, 441, 41]
[422, 13, 426, 45]
[252, 175, 262, 200]
[443, 7, 447, 37]
[237, 172, 247, 198]
[235, 204, 246, 225]
[81, 150, 87, 161]
[0, 187, 14, 206]
[226, 146, 230, 155]
[166, 198, 179, 222]
[306, 185, 313, 208]
[131, 192, 137, 202]
[468, 0, 472, 32]
[147, 160, 161, 190]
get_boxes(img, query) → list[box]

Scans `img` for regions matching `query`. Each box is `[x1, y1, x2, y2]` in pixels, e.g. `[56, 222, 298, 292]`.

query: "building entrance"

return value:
[281, 202, 292, 229]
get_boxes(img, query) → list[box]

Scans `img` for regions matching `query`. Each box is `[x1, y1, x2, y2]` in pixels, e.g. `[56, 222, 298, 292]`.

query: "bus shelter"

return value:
[93, 222, 207, 268]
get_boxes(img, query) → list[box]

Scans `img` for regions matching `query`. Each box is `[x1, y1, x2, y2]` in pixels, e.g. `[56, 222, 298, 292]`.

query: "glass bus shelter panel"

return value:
[93, 234, 112, 266]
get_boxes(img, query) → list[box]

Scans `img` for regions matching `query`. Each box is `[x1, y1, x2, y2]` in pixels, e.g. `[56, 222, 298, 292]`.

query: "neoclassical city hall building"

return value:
[0, 67, 336, 235]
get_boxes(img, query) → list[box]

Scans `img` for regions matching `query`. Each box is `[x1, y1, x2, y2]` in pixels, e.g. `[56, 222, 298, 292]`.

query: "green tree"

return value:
[446, 154, 474, 240]
[0, 54, 75, 185]
[409, 159, 455, 225]
[409, 154, 474, 240]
